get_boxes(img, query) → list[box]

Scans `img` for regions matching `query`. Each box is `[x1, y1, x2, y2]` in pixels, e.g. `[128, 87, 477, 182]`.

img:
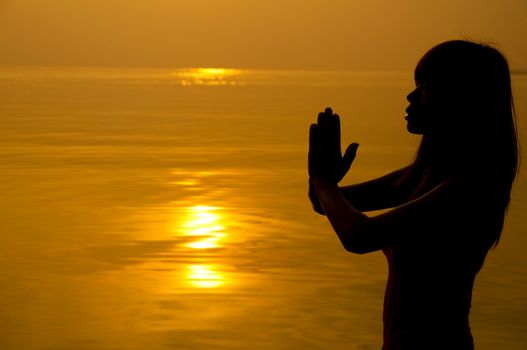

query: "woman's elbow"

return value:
[313, 205, 325, 216]
[338, 230, 372, 254]
[337, 217, 372, 254]
[343, 241, 371, 254]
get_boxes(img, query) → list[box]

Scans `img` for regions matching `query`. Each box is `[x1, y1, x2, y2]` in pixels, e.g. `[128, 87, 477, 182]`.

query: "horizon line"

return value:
[1, 64, 526, 76]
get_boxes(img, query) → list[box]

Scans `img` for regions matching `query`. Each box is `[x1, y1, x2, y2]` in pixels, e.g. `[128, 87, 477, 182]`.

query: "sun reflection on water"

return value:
[182, 205, 225, 249]
[173, 68, 243, 86]
[186, 264, 225, 289]
[180, 205, 228, 288]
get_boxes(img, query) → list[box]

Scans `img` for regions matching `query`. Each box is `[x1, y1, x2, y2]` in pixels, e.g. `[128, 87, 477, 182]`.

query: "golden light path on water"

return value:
[173, 68, 243, 86]
[179, 205, 228, 289]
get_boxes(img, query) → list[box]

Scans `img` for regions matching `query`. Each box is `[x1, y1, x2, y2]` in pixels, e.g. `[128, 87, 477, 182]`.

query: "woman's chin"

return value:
[406, 122, 424, 135]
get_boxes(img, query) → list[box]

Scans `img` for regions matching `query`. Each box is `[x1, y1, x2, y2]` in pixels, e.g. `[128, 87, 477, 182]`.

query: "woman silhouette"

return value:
[308, 40, 518, 350]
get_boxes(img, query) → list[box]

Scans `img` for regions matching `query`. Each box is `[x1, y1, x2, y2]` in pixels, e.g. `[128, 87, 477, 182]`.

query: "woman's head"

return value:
[409, 40, 518, 179]
[407, 41, 513, 136]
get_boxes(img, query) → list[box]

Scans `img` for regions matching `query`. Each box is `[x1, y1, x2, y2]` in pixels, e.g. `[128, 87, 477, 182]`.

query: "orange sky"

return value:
[0, 0, 526, 70]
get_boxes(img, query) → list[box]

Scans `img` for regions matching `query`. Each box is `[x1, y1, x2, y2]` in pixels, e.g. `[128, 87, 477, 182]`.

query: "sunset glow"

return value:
[1, 1, 526, 349]
[174, 68, 243, 86]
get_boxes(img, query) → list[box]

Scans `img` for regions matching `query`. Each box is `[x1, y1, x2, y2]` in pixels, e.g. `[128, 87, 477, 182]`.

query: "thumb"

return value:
[343, 143, 359, 172]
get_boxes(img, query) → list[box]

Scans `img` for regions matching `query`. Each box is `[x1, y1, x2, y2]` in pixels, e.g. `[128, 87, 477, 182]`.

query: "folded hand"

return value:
[308, 107, 359, 183]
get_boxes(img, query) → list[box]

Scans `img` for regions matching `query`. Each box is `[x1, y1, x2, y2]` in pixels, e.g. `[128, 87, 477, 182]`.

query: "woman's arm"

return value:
[312, 176, 467, 254]
[339, 165, 413, 212]
[309, 178, 326, 215]
[309, 165, 414, 215]
[309, 111, 469, 254]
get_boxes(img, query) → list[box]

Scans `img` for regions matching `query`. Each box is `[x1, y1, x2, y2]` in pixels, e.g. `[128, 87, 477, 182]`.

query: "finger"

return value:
[317, 112, 324, 124]
[317, 112, 328, 136]
[309, 123, 319, 151]
[342, 143, 359, 172]
[329, 113, 342, 156]
[308, 124, 319, 175]
[319, 107, 335, 124]
[317, 111, 332, 152]
[309, 124, 320, 155]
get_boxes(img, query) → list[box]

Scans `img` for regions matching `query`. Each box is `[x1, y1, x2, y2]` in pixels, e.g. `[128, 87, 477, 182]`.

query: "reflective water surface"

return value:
[0, 67, 526, 349]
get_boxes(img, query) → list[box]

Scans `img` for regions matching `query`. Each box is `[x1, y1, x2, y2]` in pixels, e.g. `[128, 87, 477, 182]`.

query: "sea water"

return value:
[0, 67, 525, 350]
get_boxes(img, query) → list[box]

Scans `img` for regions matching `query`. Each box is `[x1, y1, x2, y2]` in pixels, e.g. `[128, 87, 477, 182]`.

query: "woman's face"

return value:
[405, 81, 434, 135]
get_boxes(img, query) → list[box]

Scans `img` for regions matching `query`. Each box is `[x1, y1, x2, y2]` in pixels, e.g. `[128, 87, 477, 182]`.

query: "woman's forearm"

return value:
[311, 177, 370, 253]
[309, 179, 326, 215]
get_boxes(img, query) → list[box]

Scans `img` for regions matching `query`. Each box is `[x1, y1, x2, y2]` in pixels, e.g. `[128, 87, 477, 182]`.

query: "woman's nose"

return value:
[407, 88, 418, 102]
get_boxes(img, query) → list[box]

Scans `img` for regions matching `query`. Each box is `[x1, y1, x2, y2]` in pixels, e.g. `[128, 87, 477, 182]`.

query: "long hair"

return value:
[410, 40, 519, 247]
